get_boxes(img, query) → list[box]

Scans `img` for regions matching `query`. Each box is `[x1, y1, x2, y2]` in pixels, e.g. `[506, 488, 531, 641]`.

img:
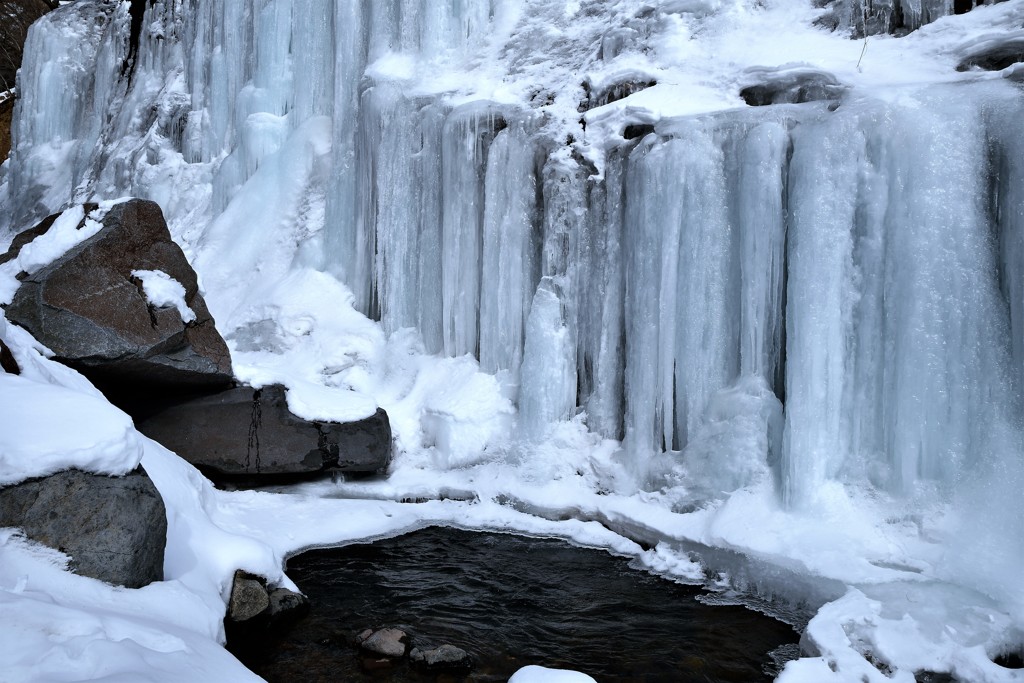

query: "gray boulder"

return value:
[357, 628, 409, 658]
[4, 199, 232, 388]
[225, 571, 308, 638]
[136, 384, 391, 478]
[228, 571, 270, 622]
[0, 467, 166, 588]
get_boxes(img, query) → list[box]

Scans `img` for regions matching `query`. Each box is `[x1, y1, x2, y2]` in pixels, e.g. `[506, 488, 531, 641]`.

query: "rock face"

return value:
[4, 200, 232, 388]
[136, 384, 391, 478]
[0, 467, 166, 588]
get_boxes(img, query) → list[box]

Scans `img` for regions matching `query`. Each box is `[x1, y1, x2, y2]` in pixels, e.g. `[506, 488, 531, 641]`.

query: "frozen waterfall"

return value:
[4, 0, 1023, 512]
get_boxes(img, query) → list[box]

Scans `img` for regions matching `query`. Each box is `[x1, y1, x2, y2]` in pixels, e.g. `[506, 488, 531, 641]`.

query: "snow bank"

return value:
[509, 665, 598, 683]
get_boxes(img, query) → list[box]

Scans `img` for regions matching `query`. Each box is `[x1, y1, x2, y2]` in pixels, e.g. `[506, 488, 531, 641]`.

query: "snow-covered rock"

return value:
[3, 199, 232, 389]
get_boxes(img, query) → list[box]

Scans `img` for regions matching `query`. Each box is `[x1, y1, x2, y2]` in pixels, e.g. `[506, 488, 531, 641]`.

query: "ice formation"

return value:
[2, 0, 1024, 681]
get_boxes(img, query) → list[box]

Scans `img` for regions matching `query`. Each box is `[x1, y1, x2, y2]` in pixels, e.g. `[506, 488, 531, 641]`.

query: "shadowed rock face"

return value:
[136, 384, 392, 479]
[740, 68, 847, 106]
[0, 467, 166, 588]
[957, 38, 1024, 72]
[4, 199, 233, 388]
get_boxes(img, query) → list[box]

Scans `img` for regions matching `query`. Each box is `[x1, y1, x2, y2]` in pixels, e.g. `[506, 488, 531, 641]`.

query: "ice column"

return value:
[622, 126, 740, 457]
[579, 149, 627, 441]
[781, 112, 861, 507]
[479, 121, 540, 382]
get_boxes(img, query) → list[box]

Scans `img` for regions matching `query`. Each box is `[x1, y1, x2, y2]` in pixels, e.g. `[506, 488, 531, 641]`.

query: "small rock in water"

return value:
[267, 587, 309, 627]
[228, 572, 270, 622]
[410, 643, 473, 672]
[357, 627, 408, 658]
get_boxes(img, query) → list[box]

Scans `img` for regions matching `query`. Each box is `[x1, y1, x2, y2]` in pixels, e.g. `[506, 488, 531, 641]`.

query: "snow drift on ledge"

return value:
[1, 0, 1024, 681]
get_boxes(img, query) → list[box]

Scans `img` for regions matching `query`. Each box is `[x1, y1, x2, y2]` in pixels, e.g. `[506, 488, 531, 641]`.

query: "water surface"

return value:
[234, 527, 799, 682]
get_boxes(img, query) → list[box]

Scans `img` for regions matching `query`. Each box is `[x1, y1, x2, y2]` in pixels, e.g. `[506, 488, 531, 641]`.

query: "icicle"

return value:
[478, 121, 539, 384]
[780, 111, 861, 508]
[440, 103, 499, 358]
[735, 121, 788, 388]
[518, 277, 577, 441]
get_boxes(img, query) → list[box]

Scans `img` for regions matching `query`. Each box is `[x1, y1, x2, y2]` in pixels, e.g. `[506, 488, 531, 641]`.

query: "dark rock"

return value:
[957, 38, 1024, 72]
[357, 627, 409, 658]
[623, 123, 656, 140]
[4, 199, 233, 389]
[267, 586, 310, 628]
[580, 77, 656, 111]
[0, 337, 18, 374]
[740, 68, 847, 106]
[0, 467, 166, 588]
[135, 384, 392, 479]
[228, 571, 270, 622]
[410, 644, 474, 672]
[224, 574, 308, 653]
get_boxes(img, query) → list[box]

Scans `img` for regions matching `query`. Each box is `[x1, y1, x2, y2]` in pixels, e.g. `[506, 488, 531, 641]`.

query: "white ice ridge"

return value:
[131, 269, 196, 323]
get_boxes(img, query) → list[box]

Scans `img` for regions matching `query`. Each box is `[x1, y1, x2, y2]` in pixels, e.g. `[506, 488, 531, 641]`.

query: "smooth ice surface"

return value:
[2, 0, 1024, 681]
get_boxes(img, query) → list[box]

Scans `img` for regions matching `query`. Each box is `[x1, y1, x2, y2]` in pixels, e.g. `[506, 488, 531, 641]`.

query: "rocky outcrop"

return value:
[957, 38, 1024, 72]
[136, 384, 391, 479]
[0, 467, 166, 588]
[4, 200, 233, 389]
[740, 68, 847, 107]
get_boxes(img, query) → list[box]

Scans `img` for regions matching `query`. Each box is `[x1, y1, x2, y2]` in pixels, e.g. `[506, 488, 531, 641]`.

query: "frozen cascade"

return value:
[4, 0, 1023, 506]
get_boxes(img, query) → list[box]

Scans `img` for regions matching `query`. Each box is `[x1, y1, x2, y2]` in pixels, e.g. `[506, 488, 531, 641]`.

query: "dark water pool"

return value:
[232, 527, 799, 682]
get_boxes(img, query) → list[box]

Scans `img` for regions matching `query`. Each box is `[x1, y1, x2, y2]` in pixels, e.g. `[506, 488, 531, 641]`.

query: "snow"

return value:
[1, 0, 1023, 682]
[0, 374, 143, 485]
[131, 269, 196, 323]
[508, 665, 598, 683]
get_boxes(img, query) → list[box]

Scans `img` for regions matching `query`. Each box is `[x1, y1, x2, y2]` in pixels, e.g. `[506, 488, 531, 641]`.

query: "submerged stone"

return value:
[357, 627, 409, 658]
[410, 644, 474, 672]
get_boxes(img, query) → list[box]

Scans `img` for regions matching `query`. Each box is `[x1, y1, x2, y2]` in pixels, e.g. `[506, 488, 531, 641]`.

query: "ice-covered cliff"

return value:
[2, 0, 1024, 681]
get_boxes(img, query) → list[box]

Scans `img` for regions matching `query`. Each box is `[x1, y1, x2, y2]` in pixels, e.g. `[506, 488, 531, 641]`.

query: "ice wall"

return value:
[3, 0, 1023, 524]
[828, 0, 998, 36]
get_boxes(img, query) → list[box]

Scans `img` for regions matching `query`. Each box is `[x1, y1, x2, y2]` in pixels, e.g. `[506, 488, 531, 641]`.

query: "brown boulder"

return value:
[4, 200, 232, 388]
